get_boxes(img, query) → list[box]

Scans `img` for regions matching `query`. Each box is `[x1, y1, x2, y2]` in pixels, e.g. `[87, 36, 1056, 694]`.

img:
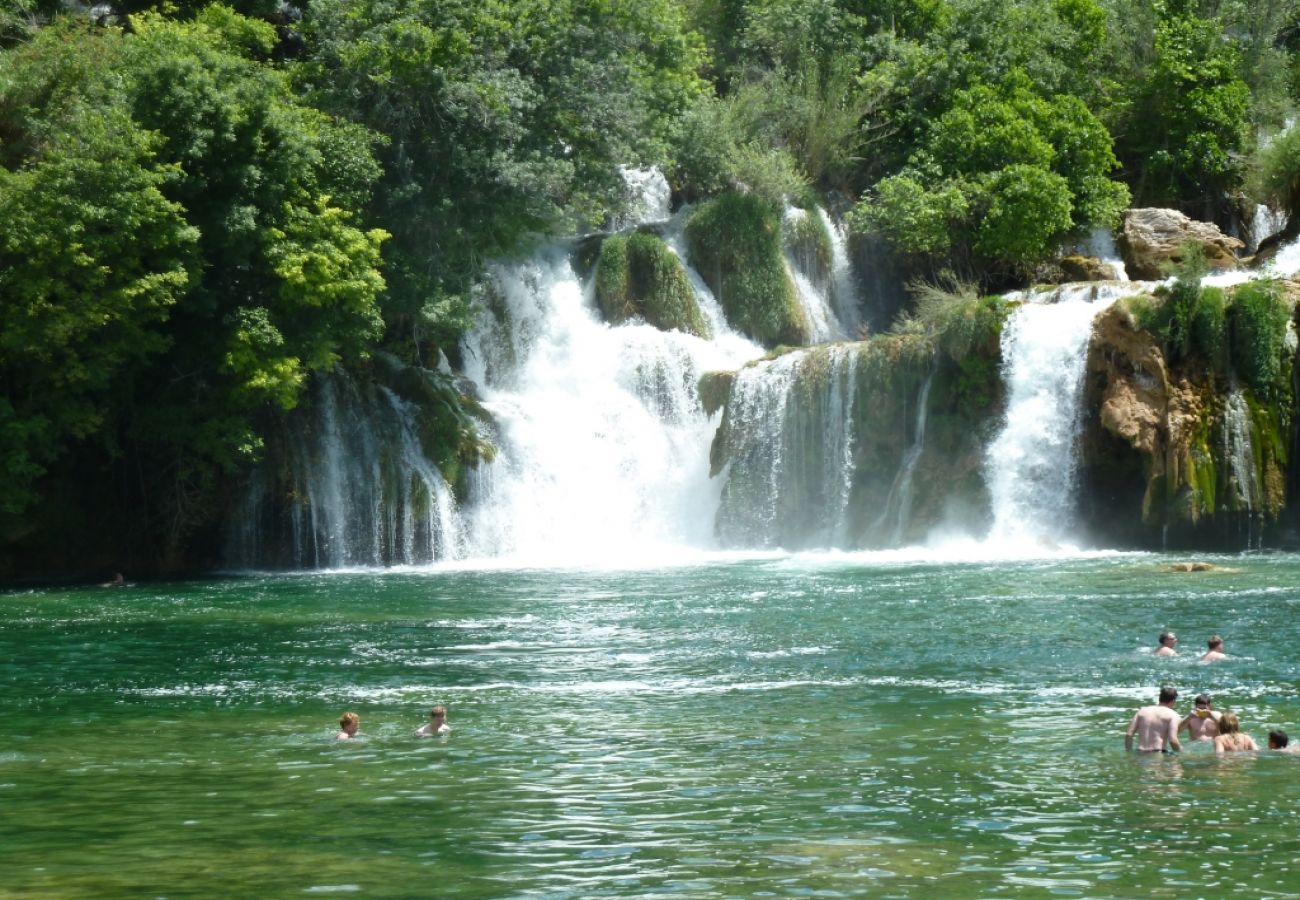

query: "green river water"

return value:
[4, 551, 1300, 898]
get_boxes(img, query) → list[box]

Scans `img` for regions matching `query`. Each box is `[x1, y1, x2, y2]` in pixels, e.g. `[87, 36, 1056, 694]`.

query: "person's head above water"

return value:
[1159, 632, 1178, 648]
[1193, 694, 1213, 716]
[430, 705, 447, 721]
[1159, 685, 1178, 705]
[1207, 635, 1224, 651]
[1218, 712, 1242, 735]
[339, 711, 360, 735]
[1269, 729, 1289, 750]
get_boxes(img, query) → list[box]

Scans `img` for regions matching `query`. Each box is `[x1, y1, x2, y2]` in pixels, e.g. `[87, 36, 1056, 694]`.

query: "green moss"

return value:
[686, 192, 809, 347]
[1230, 279, 1292, 398]
[697, 370, 735, 417]
[594, 232, 710, 338]
[1245, 390, 1289, 518]
[594, 235, 633, 324]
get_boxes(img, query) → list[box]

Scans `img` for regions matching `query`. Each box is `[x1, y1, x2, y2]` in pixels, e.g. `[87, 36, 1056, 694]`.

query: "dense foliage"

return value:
[4, 0, 1300, 573]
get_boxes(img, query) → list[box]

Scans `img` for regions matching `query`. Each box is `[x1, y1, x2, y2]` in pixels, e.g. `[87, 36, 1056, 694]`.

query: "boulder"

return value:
[1059, 254, 1119, 282]
[1118, 208, 1243, 280]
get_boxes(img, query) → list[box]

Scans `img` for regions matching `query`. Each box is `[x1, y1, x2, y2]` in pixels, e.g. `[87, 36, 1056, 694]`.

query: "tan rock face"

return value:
[1090, 305, 1167, 460]
[1119, 208, 1244, 280]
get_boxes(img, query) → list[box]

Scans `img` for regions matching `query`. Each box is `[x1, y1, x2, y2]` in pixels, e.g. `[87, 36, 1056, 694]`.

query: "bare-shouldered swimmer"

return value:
[1154, 631, 1178, 657]
[1200, 635, 1226, 662]
[1178, 693, 1221, 741]
[1126, 686, 1183, 753]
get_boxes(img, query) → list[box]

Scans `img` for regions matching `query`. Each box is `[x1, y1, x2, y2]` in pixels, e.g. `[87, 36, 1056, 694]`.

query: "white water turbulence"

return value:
[819, 207, 864, 337]
[783, 205, 848, 344]
[714, 346, 859, 549]
[229, 371, 463, 568]
[458, 243, 763, 565]
[984, 285, 1127, 550]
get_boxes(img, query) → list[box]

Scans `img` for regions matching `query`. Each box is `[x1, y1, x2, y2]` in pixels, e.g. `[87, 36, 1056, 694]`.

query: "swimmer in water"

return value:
[1178, 693, 1221, 741]
[415, 705, 450, 737]
[1268, 730, 1300, 753]
[1213, 712, 1258, 754]
[1154, 631, 1178, 657]
[1126, 686, 1182, 753]
[1200, 635, 1226, 662]
[336, 711, 360, 741]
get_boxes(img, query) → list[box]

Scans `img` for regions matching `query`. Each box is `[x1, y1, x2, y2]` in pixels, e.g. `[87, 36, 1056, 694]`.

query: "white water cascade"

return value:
[984, 285, 1130, 548]
[714, 345, 860, 549]
[1222, 388, 1261, 514]
[783, 205, 849, 344]
[458, 227, 765, 563]
[229, 371, 464, 568]
[880, 363, 935, 546]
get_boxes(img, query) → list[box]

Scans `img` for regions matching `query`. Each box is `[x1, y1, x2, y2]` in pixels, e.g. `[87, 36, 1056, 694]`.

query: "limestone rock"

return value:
[1119, 208, 1243, 280]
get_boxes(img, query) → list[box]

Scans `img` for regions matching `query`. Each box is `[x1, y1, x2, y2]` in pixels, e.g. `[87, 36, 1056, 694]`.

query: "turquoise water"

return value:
[4, 552, 1300, 897]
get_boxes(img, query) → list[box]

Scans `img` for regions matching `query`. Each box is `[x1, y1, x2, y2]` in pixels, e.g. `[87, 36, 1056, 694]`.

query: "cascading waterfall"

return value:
[984, 285, 1129, 549]
[457, 218, 764, 563]
[229, 370, 463, 568]
[878, 363, 935, 546]
[818, 207, 864, 337]
[783, 206, 848, 344]
[1222, 389, 1261, 514]
[714, 345, 859, 549]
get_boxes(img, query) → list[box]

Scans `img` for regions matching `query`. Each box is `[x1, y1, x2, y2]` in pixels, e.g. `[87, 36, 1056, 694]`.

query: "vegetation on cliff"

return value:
[5, 0, 1300, 570]
[595, 232, 710, 338]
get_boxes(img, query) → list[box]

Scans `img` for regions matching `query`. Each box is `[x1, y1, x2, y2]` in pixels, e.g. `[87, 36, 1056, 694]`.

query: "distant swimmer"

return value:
[1126, 686, 1182, 753]
[1200, 635, 1226, 662]
[1178, 693, 1221, 741]
[1154, 632, 1178, 657]
[415, 705, 450, 737]
[100, 572, 125, 588]
[336, 711, 360, 741]
[1213, 712, 1258, 753]
[1268, 730, 1300, 754]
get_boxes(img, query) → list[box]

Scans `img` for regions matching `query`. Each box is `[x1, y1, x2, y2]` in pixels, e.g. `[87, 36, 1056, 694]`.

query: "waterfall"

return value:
[714, 345, 859, 549]
[878, 363, 935, 546]
[228, 370, 463, 568]
[1222, 389, 1260, 514]
[783, 206, 849, 344]
[1081, 228, 1129, 281]
[818, 207, 864, 337]
[984, 285, 1127, 549]
[458, 244, 762, 563]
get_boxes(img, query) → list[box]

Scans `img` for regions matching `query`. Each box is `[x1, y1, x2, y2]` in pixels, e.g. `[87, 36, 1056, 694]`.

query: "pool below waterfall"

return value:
[5, 551, 1300, 896]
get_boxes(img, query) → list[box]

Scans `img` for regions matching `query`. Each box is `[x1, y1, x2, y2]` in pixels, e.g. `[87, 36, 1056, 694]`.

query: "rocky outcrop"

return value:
[594, 232, 711, 338]
[1078, 289, 1292, 549]
[1118, 208, 1244, 280]
[1059, 255, 1119, 282]
[686, 192, 810, 348]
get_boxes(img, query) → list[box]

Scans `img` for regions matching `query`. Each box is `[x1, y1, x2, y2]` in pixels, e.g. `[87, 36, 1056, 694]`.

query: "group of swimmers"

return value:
[1153, 631, 1225, 661]
[336, 705, 450, 740]
[1127, 631, 1297, 755]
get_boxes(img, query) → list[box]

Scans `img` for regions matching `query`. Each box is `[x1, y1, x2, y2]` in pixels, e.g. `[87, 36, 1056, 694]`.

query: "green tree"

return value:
[852, 72, 1128, 279]
[303, 0, 707, 357]
[0, 11, 388, 552]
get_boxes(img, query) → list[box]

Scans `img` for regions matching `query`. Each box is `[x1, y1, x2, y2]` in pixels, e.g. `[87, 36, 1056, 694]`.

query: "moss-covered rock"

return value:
[686, 192, 809, 347]
[697, 370, 735, 417]
[594, 232, 711, 338]
[1077, 288, 1295, 549]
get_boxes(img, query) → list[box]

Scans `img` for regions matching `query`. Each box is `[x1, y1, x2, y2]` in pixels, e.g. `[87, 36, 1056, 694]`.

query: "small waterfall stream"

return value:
[229, 371, 463, 568]
[984, 285, 1129, 549]
[880, 362, 935, 546]
[715, 345, 859, 549]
